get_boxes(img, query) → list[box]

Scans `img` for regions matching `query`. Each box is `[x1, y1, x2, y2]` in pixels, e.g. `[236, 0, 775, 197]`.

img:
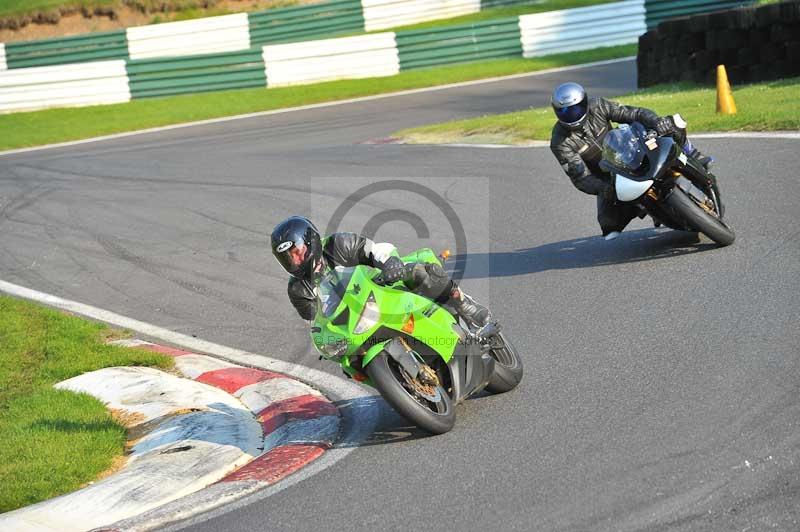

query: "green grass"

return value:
[395, 77, 800, 145]
[0, 295, 172, 513]
[0, 0, 608, 23]
[0, 43, 634, 151]
[0, 0, 114, 17]
[148, 0, 300, 24]
[1, 0, 613, 25]
[385, 0, 616, 32]
[0, 0, 306, 21]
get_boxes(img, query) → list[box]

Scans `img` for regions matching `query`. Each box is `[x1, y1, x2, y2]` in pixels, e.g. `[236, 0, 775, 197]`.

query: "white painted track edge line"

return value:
[692, 131, 800, 139]
[0, 57, 635, 158]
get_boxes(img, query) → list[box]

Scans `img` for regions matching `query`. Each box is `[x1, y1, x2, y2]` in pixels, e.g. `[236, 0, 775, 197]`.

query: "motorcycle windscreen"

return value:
[615, 174, 654, 202]
[318, 267, 356, 317]
[602, 124, 646, 172]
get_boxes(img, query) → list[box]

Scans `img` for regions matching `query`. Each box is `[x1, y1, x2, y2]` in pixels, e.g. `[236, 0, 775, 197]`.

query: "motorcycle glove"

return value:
[379, 256, 414, 284]
[655, 115, 677, 137]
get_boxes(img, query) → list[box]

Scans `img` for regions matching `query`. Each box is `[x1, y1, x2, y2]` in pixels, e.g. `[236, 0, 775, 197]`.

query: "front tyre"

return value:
[485, 332, 524, 394]
[665, 187, 735, 246]
[365, 354, 455, 435]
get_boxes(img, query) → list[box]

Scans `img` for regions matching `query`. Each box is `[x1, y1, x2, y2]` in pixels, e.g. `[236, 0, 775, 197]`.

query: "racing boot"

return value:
[449, 284, 490, 328]
[683, 138, 714, 169]
[671, 115, 714, 170]
[689, 148, 714, 169]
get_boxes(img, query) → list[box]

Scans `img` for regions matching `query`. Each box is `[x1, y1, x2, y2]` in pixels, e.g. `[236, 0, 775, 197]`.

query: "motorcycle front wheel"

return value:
[665, 186, 735, 246]
[365, 353, 455, 435]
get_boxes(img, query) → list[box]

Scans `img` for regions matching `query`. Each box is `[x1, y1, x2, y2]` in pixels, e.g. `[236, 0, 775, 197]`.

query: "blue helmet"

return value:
[551, 82, 588, 130]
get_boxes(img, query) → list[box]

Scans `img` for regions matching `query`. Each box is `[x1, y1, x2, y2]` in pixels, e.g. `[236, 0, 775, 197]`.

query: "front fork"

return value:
[674, 149, 724, 217]
[645, 171, 722, 222]
[705, 173, 724, 218]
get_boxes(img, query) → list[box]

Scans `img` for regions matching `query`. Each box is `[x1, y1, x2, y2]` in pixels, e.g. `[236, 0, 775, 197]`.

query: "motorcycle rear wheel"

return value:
[666, 187, 735, 246]
[485, 332, 524, 394]
[366, 353, 455, 435]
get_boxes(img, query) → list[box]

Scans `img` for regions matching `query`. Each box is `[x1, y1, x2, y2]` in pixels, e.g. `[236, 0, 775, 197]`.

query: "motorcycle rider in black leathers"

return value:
[271, 216, 490, 327]
[549, 82, 715, 239]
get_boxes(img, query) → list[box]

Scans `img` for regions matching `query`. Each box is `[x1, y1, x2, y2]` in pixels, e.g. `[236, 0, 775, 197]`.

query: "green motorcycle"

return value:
[311, 248, 523, 434]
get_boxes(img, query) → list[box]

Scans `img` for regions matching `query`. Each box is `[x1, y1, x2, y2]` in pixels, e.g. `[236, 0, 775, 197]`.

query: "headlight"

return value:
[353, 293, 381, 334]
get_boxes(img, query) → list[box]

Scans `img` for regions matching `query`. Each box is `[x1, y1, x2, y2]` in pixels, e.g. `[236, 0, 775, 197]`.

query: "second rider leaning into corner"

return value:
[549, 81, 720, 240]
[271, 216, 490, 328]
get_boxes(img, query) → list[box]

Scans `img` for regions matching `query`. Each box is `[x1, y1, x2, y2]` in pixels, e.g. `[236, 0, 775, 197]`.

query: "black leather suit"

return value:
[550, 97, 686, 235]
[287, 232, 452, 320]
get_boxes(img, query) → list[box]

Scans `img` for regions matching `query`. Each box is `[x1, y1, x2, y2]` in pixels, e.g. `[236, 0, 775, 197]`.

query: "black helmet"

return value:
[271, 216, 322, 279]
[551, 82, 588, 130]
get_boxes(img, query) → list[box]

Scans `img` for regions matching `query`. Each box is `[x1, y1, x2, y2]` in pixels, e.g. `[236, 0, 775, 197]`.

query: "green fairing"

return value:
[356, 340, 389, 383]
[398, 248, 440, 265]
[311, 248, 461, 388]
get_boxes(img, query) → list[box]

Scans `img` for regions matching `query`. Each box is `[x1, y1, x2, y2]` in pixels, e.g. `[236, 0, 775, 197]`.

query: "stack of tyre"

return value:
[638, 0, 800, 87]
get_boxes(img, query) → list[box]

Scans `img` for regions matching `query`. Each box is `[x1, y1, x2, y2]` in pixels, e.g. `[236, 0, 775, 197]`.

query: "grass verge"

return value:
[394, 77, 800, 145]
[0, 0, 113, 18]
[2, 0, 613, 28]
[0, 0, 297, 19]
[0, 295, 172, 513]
[0, 44, 635, 151]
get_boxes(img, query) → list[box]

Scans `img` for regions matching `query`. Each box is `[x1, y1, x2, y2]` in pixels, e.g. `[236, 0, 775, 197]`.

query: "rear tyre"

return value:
[485, 332, 524, 394]
[665, 187, 735, 246]
[366, 353, 455, 435]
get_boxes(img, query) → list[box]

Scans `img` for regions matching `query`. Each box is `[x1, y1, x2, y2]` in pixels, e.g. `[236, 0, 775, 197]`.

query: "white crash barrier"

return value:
[519, 0, 645, 58]
[0, 60, 131, 113]
[263, 32, 400, 87]
[361, 0, 481, 32]
[126, 13, 251, 60]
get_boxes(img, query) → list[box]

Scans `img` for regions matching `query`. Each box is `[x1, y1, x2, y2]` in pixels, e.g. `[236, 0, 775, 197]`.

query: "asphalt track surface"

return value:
[1, 58, 799, 531]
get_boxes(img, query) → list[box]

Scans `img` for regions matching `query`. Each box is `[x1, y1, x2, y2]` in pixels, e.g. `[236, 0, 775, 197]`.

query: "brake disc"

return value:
[401, 365, 441, 402]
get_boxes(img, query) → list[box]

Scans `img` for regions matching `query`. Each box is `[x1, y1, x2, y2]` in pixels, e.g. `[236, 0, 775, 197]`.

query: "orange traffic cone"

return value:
[716, 65, 737, 115]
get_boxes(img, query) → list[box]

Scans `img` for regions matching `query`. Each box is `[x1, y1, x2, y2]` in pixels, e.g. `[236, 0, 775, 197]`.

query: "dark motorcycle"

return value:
[599, 122, 734, 246]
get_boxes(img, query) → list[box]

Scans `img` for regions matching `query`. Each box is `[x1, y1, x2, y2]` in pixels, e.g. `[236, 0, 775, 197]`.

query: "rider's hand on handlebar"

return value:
[378, 256, 413, 285]
[655, 115, 677, 137]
